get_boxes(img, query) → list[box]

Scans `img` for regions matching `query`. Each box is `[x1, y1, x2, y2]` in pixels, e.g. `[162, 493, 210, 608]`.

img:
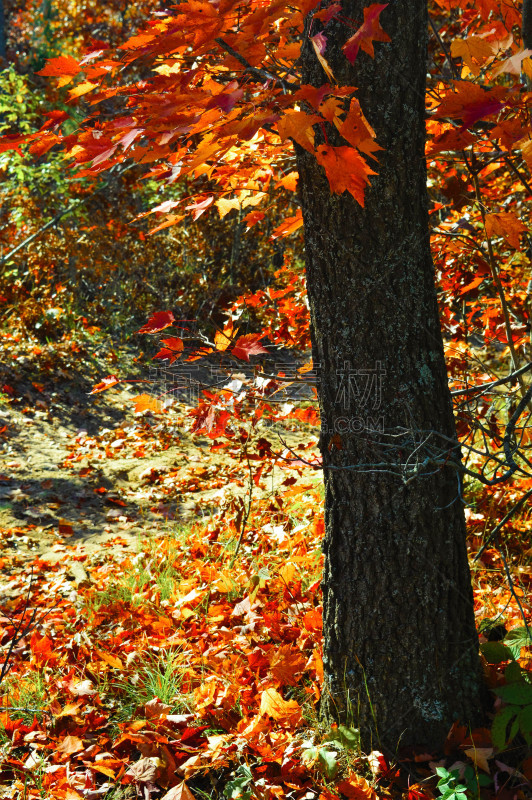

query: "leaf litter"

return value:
[0, 333, 531, 800]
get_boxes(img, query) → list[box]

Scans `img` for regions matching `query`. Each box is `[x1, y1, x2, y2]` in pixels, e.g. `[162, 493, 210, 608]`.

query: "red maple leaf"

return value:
[161, 336, 184, 352]
[343, 4, 390, 64]
[137, 310, 175, 334]
[231, 334, 269, 361]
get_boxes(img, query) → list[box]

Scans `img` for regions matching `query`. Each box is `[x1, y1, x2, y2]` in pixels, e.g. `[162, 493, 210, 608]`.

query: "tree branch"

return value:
[451, 361, 532, 397]
[214, 38, 300, 91]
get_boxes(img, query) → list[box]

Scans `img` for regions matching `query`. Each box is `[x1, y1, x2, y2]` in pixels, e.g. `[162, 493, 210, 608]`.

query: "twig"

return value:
[0, 568, 40, 686]
[230, 422, 254, 565]
[474, 487, 532, 562]
[498, 543, 531, 640]
[0, 198, 84, 267]
[451, 361, 532, 396]
[0, 163, 135, 268]
[215, 38, 300, 91]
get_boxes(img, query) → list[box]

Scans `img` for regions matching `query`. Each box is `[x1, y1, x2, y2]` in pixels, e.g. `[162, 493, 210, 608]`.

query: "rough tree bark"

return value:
[0, 1, 6, 62]
[523, 0, 532, 49]
[296, 0, 487, 751]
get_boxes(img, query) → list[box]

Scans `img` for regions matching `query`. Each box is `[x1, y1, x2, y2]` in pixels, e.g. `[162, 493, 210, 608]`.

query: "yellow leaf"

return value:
[311, 36, 336, 82]
[94, 648, 124, 669]
[464, 747, 493, 774]
[92, 764, 116, 778]
[214, 573, 234, 592]
[450, 36, 496, 76]
[68, 81, 98, 98]
[279, 562, 297, 583]
[214, 320, 237, 351]
[215, 196, 241, 218]
[259, 687, 302, 725]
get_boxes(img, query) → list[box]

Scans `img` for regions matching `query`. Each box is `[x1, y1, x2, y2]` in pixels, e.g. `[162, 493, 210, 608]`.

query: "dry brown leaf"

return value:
[161, 781, 197, 800]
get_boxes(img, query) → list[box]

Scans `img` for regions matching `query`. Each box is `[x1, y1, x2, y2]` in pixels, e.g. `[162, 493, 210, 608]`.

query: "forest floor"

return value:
[0, 331, 531, 800]
[0, 331, 317, 569]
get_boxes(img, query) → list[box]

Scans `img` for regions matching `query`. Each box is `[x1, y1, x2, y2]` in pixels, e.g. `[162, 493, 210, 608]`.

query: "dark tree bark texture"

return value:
[0, 1, 6, 62]
[523, 0, 532, 49]
[296, 0, 486, 752]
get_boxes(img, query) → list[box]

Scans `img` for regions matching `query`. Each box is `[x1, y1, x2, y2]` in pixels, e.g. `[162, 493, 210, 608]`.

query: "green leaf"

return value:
[518, 704, 532, 742]
[224, 778, 252, 800]
[224, 765, 253, 800]
[301, 745, 318, 764]
[504, 626, 532, 650]
[438, 788, 454, 800]
[509, 716, 519, 743]
[492, 705, 517, 750]
[317, 747, 338, 780]
[436, 767, 451, 779]
[481, 641, 513, 664]
[495, 682, 532, 705]
[504, 661, 523, 683]
[323, 739, 344, 750]
[336, 724, 360, 750]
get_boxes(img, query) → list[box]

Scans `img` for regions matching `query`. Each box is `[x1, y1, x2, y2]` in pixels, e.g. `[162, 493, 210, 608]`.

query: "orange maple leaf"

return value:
[450, 36, 496, 76]
[270, 645, 307, 685]
[335, 98, 382, 160]
[343, 4, 390, 63]
[36, 54, 81, 77]
[259, 687, 302, 725]
[161, 336, 184, 355]
[485, 212, 526, 249]
[276, 110, 321, 153]
[90, 374, 120, 394]
[270, 209, 303, 239]
[132, 394, 162, 413]
[315, 145, 376, 205]
[337, 773, 377, 800]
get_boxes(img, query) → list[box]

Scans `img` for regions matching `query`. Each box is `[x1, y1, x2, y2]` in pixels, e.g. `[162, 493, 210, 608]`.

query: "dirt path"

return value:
[0, 336, 319, 572]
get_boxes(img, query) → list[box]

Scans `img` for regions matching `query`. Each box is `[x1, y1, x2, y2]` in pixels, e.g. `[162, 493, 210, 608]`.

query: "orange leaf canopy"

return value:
[434, 81, 508, 129]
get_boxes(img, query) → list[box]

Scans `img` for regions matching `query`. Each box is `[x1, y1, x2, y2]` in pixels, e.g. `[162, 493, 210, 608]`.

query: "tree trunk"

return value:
[523, 0, 532, 49]
[296, 0, 486, 752]
[0, 1, 6, 63]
